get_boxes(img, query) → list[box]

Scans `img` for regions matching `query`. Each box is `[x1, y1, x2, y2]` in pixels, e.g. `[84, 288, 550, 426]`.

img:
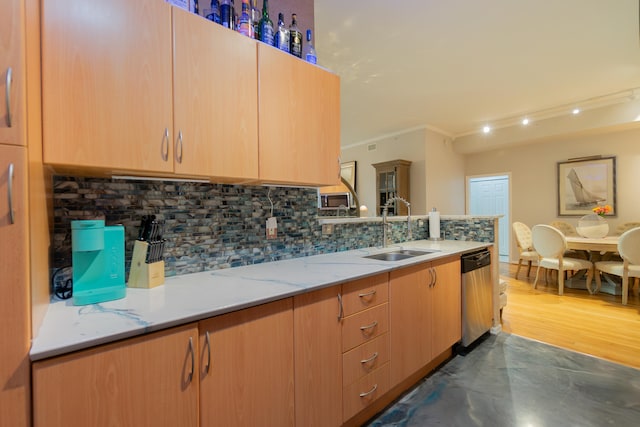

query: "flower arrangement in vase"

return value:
[592, 204, 612, 217]
[576, 204, 611, 238]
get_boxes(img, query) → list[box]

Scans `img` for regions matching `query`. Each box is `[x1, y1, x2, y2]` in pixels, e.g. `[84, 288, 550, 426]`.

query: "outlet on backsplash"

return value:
[322, 224, 334, 235]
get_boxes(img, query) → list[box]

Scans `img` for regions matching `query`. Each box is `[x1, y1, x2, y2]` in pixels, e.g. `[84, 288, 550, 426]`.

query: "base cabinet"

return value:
[32, 324, 199, 427]
[294, 286, 343, 427]
[390, 256, 461, 387]
[199, 298, 294, 427]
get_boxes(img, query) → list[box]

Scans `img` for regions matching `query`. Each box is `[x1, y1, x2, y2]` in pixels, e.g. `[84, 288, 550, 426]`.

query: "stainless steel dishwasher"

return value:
[461, 248, 493, 347]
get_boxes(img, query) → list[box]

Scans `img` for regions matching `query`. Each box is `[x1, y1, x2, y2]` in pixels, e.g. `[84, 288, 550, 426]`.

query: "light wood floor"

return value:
[499, 262, 640, 369]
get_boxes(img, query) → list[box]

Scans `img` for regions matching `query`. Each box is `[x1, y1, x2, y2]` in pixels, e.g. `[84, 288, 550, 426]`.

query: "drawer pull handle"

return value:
[360, 352, 379, 364]
[161, 128, 170, 161]
[360, 321, 378, 332]
[204, 331, 211, 374]
[337, 293, 344, 321]
[187, 337, 195, 383]
[359, 383, 378, 398]
[5, 67, 12, 127]
[8, 163, 15, 224]
[358, 289, 376, 298]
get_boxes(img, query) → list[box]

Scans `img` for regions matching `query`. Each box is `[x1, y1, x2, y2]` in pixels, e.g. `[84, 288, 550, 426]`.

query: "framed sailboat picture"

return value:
[557, 156, 616, 216]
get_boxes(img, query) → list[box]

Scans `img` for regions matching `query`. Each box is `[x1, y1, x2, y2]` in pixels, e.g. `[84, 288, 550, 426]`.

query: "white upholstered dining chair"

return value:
[531, 224, 594, 295]
[512, 222, 538, 279]
[594, 227, 640, 305]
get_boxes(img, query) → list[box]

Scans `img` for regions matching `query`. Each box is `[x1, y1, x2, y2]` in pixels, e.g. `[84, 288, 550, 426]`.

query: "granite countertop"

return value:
[30, 239, 490, 361]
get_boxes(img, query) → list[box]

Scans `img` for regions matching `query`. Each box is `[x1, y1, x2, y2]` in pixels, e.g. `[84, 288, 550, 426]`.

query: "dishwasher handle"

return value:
[461, 249, 491, 273]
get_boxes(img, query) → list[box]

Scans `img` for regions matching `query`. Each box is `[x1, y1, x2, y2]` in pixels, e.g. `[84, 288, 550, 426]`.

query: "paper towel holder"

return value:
[429, 207, 443, 241]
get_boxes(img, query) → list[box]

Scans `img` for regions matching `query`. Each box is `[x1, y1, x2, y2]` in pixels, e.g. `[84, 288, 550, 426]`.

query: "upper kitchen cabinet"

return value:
[172, 7, 258, 180]
[258, 44, 341, 186]
[0, 0, 26, 147]
[41, 0, 174, 173]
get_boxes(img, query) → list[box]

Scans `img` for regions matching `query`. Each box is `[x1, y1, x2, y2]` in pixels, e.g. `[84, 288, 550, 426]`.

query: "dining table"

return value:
[564, 235, 620, 295]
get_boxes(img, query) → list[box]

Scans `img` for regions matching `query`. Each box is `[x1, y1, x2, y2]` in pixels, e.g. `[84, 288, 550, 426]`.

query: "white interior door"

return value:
[467, 175, 510, 262]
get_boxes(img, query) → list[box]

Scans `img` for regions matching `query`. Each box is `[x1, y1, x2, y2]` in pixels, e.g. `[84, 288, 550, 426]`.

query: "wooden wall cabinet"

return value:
[373, 160, 411, 216]
[32, 324, 200, 427]
[258, 44, 341, 186]
[40, 1, 339, 186]
[389, 256, 461, 387]
[0, 0, 26, 147]
[199, 298, 294, 427]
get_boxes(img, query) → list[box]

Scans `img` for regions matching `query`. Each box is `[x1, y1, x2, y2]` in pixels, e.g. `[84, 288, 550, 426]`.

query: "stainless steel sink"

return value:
[363, 249, 440, 261]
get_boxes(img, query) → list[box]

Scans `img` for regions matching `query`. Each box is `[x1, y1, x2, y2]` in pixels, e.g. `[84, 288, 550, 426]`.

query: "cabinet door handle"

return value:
[360, 321, 378, 332]
[358, 289, 376, 298]
[204, 331, 211, 374]
[337, 293, 344, 321]
[360, 352, 379, 364]
[176, 130, 183, 164]
[337, 157, 341, 181]
[161, 128, 170, 161]
[427, 268, 434, 287]
[8, 163, 15, 224]
[359, 383, 378, 398]
[187, 337, 195, 383]
[432, 267, 438, 287]
[5, 67, 12, 128]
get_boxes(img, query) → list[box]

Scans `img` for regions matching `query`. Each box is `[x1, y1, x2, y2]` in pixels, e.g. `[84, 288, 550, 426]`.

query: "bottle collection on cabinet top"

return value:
[194, 0, 318, 64]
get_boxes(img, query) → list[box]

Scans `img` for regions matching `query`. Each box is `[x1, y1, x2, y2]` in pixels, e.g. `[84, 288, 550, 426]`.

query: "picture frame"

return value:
[557, 156, 616, 216]
[340, 161, 357, 192]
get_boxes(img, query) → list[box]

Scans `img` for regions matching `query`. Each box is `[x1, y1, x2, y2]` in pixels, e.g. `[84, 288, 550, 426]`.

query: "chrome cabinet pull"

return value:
[337, 293, 344, 320]
[8, 163, 15, 224]
[360, 352, 379, 364]
[5, 67, 12, 128]
[176, 130, 183, 164]
[187, 337, 195, 383]
[360, 321, 378, 331]
[161, 128, 169, 161]
[358, 289, 376, 298]
[359, 383, 378, 398]
[204, 331, 211, 374]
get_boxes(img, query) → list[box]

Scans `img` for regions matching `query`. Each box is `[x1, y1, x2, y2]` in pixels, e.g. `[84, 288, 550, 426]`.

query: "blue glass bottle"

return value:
[205, 0, 221, 24]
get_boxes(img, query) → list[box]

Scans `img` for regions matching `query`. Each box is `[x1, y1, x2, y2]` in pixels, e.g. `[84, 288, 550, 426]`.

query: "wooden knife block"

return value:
[128, 241, 165, 289]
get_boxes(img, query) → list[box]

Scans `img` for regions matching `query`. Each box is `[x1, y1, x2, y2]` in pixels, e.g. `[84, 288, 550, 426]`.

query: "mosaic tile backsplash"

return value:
[52, 176, 495, 280]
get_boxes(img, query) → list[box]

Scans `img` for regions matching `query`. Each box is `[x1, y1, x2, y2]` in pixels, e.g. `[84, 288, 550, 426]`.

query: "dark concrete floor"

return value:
[366, 333, 640, 427]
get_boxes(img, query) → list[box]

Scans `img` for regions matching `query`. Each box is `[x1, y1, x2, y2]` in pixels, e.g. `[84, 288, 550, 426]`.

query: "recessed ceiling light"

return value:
[572, 108, 581, 115]
[522, 118, 530, 125]
[482, 125, 491, 134]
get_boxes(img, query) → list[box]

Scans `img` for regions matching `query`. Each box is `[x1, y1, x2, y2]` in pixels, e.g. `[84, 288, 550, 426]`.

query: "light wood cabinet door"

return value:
[258, 44, 341, 186]
[0, 0, 25, 147]
[389, 263, 431, 386]
[41, 0, 174, 173]
[294, 286, 343, 427]
[430, 257, 462, 358]
[32, 324, 199, 427]
[199, 299, 294, 427]
[172, 8, 258, 180]
[0, 145, 30, 426]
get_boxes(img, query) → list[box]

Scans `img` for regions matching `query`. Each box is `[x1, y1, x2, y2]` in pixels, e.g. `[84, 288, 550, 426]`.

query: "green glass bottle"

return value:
[258, 0, 274, 45]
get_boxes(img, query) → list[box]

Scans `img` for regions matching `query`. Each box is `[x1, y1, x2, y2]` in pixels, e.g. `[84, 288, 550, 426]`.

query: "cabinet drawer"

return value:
[342, 363, 390, 422]
[341, 273, 388, 317]
[342, 332, 390, 388]
[342, 303, 388, 352]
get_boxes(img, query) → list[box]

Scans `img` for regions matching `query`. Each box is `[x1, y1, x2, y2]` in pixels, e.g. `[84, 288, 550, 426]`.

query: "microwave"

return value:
[319, 192, 353, 210]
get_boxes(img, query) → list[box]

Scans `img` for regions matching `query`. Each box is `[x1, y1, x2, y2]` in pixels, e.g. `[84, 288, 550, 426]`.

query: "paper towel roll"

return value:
[429, 210, 440, 240]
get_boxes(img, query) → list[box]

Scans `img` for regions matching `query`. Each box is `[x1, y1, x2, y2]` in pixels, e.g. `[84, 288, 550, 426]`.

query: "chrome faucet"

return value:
[382, 196, 411, 247]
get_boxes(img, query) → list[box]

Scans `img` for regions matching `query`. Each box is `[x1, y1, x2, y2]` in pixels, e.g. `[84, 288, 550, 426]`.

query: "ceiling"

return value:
[314, 0, 640, 150]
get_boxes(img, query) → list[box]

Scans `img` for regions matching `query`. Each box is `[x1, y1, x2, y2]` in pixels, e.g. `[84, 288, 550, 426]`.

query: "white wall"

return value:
[341, 127, 466, 216]
[464, 127, 640, 262]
